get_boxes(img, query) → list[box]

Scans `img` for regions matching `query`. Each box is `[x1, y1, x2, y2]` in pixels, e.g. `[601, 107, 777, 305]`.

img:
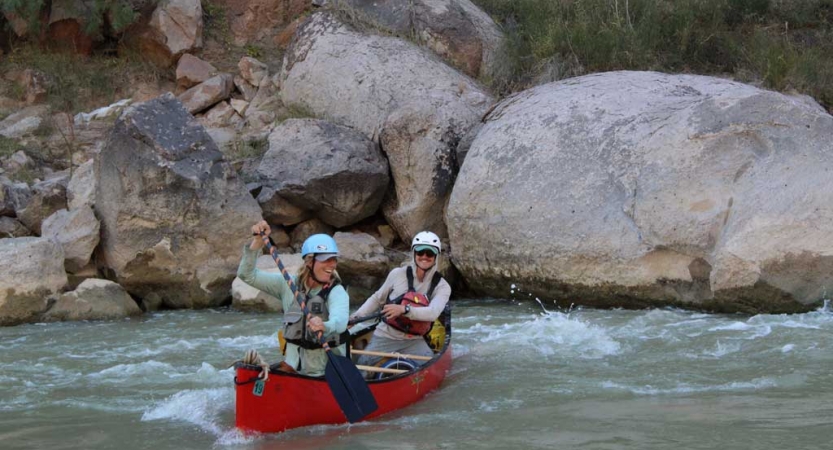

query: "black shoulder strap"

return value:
[427, 272, 443, 299]
[318, 279, 341, 299]
[406, 266, 415, 291]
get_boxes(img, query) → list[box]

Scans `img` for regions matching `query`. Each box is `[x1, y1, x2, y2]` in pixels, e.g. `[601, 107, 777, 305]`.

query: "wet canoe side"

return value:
[235, 346, 452, 433]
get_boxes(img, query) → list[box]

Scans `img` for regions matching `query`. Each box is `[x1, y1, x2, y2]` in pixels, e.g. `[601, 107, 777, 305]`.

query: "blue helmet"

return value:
[301, 234, 339, 258]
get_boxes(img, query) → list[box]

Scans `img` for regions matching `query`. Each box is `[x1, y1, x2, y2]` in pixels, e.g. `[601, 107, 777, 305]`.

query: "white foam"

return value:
[700, 339, 741, 358]
[215, 334, 276, 349]
[478, 399, 524, 412]
[461, 311, 621, 358]
[601, 376, 779, 395]
[215, 428, 259, 446]
[141, 388, 233, 435]
[90, 360, 177, 379]
[709, 322, 751, 332]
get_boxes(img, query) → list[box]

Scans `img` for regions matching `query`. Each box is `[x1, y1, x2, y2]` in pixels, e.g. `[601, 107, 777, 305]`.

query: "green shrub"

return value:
[0, 44, 165, 114]
[0, 135, 22, 158]
[0, 0, 142, 37]
[473, 0, 833, 110]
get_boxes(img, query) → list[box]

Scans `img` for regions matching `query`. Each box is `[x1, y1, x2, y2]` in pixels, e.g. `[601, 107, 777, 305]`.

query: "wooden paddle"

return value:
[257, 232, 378, 423]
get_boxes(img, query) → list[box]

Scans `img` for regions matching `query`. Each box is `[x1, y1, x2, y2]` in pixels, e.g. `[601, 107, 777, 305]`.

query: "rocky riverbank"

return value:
[2, 1, 832, 326]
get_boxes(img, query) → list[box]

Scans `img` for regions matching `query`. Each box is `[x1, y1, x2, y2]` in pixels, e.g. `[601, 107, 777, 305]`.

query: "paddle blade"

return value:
[324, 353, 378, 423]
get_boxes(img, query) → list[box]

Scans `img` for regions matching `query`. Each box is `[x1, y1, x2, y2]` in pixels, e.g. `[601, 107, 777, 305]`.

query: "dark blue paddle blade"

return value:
[325, 352, 378, 422]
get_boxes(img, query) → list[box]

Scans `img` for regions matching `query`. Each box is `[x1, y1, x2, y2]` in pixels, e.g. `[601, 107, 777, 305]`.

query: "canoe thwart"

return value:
[356, 364, 408, 374]
[350, 349, 433, 361]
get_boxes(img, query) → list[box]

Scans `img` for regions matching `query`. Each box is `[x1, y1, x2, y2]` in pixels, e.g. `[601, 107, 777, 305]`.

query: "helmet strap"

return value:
[308, 258, 329, 286]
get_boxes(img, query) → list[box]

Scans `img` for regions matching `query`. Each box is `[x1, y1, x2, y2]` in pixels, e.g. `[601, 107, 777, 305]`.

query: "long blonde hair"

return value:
[296, 255, 341, 293]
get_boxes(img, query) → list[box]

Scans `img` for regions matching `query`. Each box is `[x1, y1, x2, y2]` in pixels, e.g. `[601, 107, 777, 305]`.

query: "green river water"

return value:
[1, 299, 831, 450]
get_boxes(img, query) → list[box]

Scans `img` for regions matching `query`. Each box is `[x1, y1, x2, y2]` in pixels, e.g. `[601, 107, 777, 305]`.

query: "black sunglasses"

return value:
[414, 249, 437, 257]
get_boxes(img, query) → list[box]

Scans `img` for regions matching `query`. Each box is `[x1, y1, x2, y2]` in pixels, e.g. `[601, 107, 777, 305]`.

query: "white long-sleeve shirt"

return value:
[352, 264, 451, 340]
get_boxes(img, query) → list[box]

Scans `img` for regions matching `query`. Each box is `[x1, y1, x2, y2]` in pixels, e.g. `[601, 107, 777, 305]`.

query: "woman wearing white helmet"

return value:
[350, 230, 451, 371]
[237, 219, 349, 376]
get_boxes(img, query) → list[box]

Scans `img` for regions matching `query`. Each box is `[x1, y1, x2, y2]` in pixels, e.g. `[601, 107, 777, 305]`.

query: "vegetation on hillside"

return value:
[0, 0, 140, 36]
[473, 0, 833, 110]
[0, 47, 164, 114]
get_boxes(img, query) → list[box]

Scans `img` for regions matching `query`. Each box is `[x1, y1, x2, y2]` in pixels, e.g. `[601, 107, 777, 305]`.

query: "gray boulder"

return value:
[1, 176, 32, 217]
[42, 278, 142, 322]
[67, 159, 96, 210]
[231, 253, 302, 313]
[280, 12, 493, 240]
[95, 93, 263, 309]
[333, 231, 408, 301]
[41, 206, 100, 273]
[336, 0, 505, 80]
[0, 237, 67, 326]
[0, 105, 47, 138]
[447, 71, 833, 313]
[0, 216, 31, 238]
[256, 186, 311, 226]
[16, 175, 69, 235]
[258, 118, 390, 228]
[178, 73, 234, 114]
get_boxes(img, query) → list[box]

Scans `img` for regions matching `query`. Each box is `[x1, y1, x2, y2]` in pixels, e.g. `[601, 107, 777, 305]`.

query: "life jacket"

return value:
[384, 266, 443, 336]
[283, 281, 347, 350]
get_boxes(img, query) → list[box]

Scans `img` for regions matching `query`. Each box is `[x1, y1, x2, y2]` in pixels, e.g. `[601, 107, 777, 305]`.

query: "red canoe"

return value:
[234, 312, 452, 433]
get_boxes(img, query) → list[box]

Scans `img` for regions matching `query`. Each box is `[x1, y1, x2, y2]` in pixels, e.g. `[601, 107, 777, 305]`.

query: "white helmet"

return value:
[411, 231, 441, 253]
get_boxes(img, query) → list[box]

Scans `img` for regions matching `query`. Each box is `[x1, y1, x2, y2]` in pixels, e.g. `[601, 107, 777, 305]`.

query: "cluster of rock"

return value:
[3, 0, 833, 327]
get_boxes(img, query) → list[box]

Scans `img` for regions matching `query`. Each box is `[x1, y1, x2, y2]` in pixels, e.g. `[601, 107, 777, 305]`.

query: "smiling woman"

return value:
[237, 220, 349, 377]
[349, 230, 452, 371]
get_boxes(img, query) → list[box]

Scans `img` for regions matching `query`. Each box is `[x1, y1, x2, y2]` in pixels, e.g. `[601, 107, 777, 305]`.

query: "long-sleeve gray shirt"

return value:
[352, 264, 451, 340]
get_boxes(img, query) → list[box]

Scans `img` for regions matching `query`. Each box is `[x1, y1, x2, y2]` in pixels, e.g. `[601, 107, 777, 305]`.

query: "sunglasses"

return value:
[414, 249, 437, 257]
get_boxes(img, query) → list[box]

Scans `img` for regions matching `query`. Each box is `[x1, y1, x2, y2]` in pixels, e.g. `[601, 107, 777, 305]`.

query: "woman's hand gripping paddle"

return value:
[257, 232, 378, 423]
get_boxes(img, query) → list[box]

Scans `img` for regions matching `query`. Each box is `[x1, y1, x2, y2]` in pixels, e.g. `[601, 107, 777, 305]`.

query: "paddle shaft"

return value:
[348, 312, 383, 326]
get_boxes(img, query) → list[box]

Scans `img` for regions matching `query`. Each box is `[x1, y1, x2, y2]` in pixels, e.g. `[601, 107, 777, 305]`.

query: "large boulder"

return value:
[280, 12, 493, 240]
[41, 206, 100, 273]
[67, 159, 96, 210]
[231, 253, 302, 313]
[333, 231, 408, 301]
[447, 71, 833, 314]
[337, 0, 505, 80]
[258, 118, 390, 228]
[95, 93, 263, 309]
[0, 237, 67, 326]
[42, 278, 142, 322]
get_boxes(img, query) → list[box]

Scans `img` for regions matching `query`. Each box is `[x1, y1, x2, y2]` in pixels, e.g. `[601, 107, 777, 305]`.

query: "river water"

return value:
[1, 298, 831, 450]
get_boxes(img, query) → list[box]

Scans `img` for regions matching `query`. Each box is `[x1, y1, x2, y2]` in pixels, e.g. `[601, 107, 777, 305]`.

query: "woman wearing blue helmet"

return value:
[237, 220, 349, 376]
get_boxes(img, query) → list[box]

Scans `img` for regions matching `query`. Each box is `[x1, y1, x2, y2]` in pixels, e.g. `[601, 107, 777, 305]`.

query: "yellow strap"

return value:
[277, 330, 287, 355]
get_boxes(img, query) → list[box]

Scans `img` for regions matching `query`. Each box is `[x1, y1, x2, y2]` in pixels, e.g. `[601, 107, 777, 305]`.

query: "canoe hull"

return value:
[235, 346, 452, 433]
